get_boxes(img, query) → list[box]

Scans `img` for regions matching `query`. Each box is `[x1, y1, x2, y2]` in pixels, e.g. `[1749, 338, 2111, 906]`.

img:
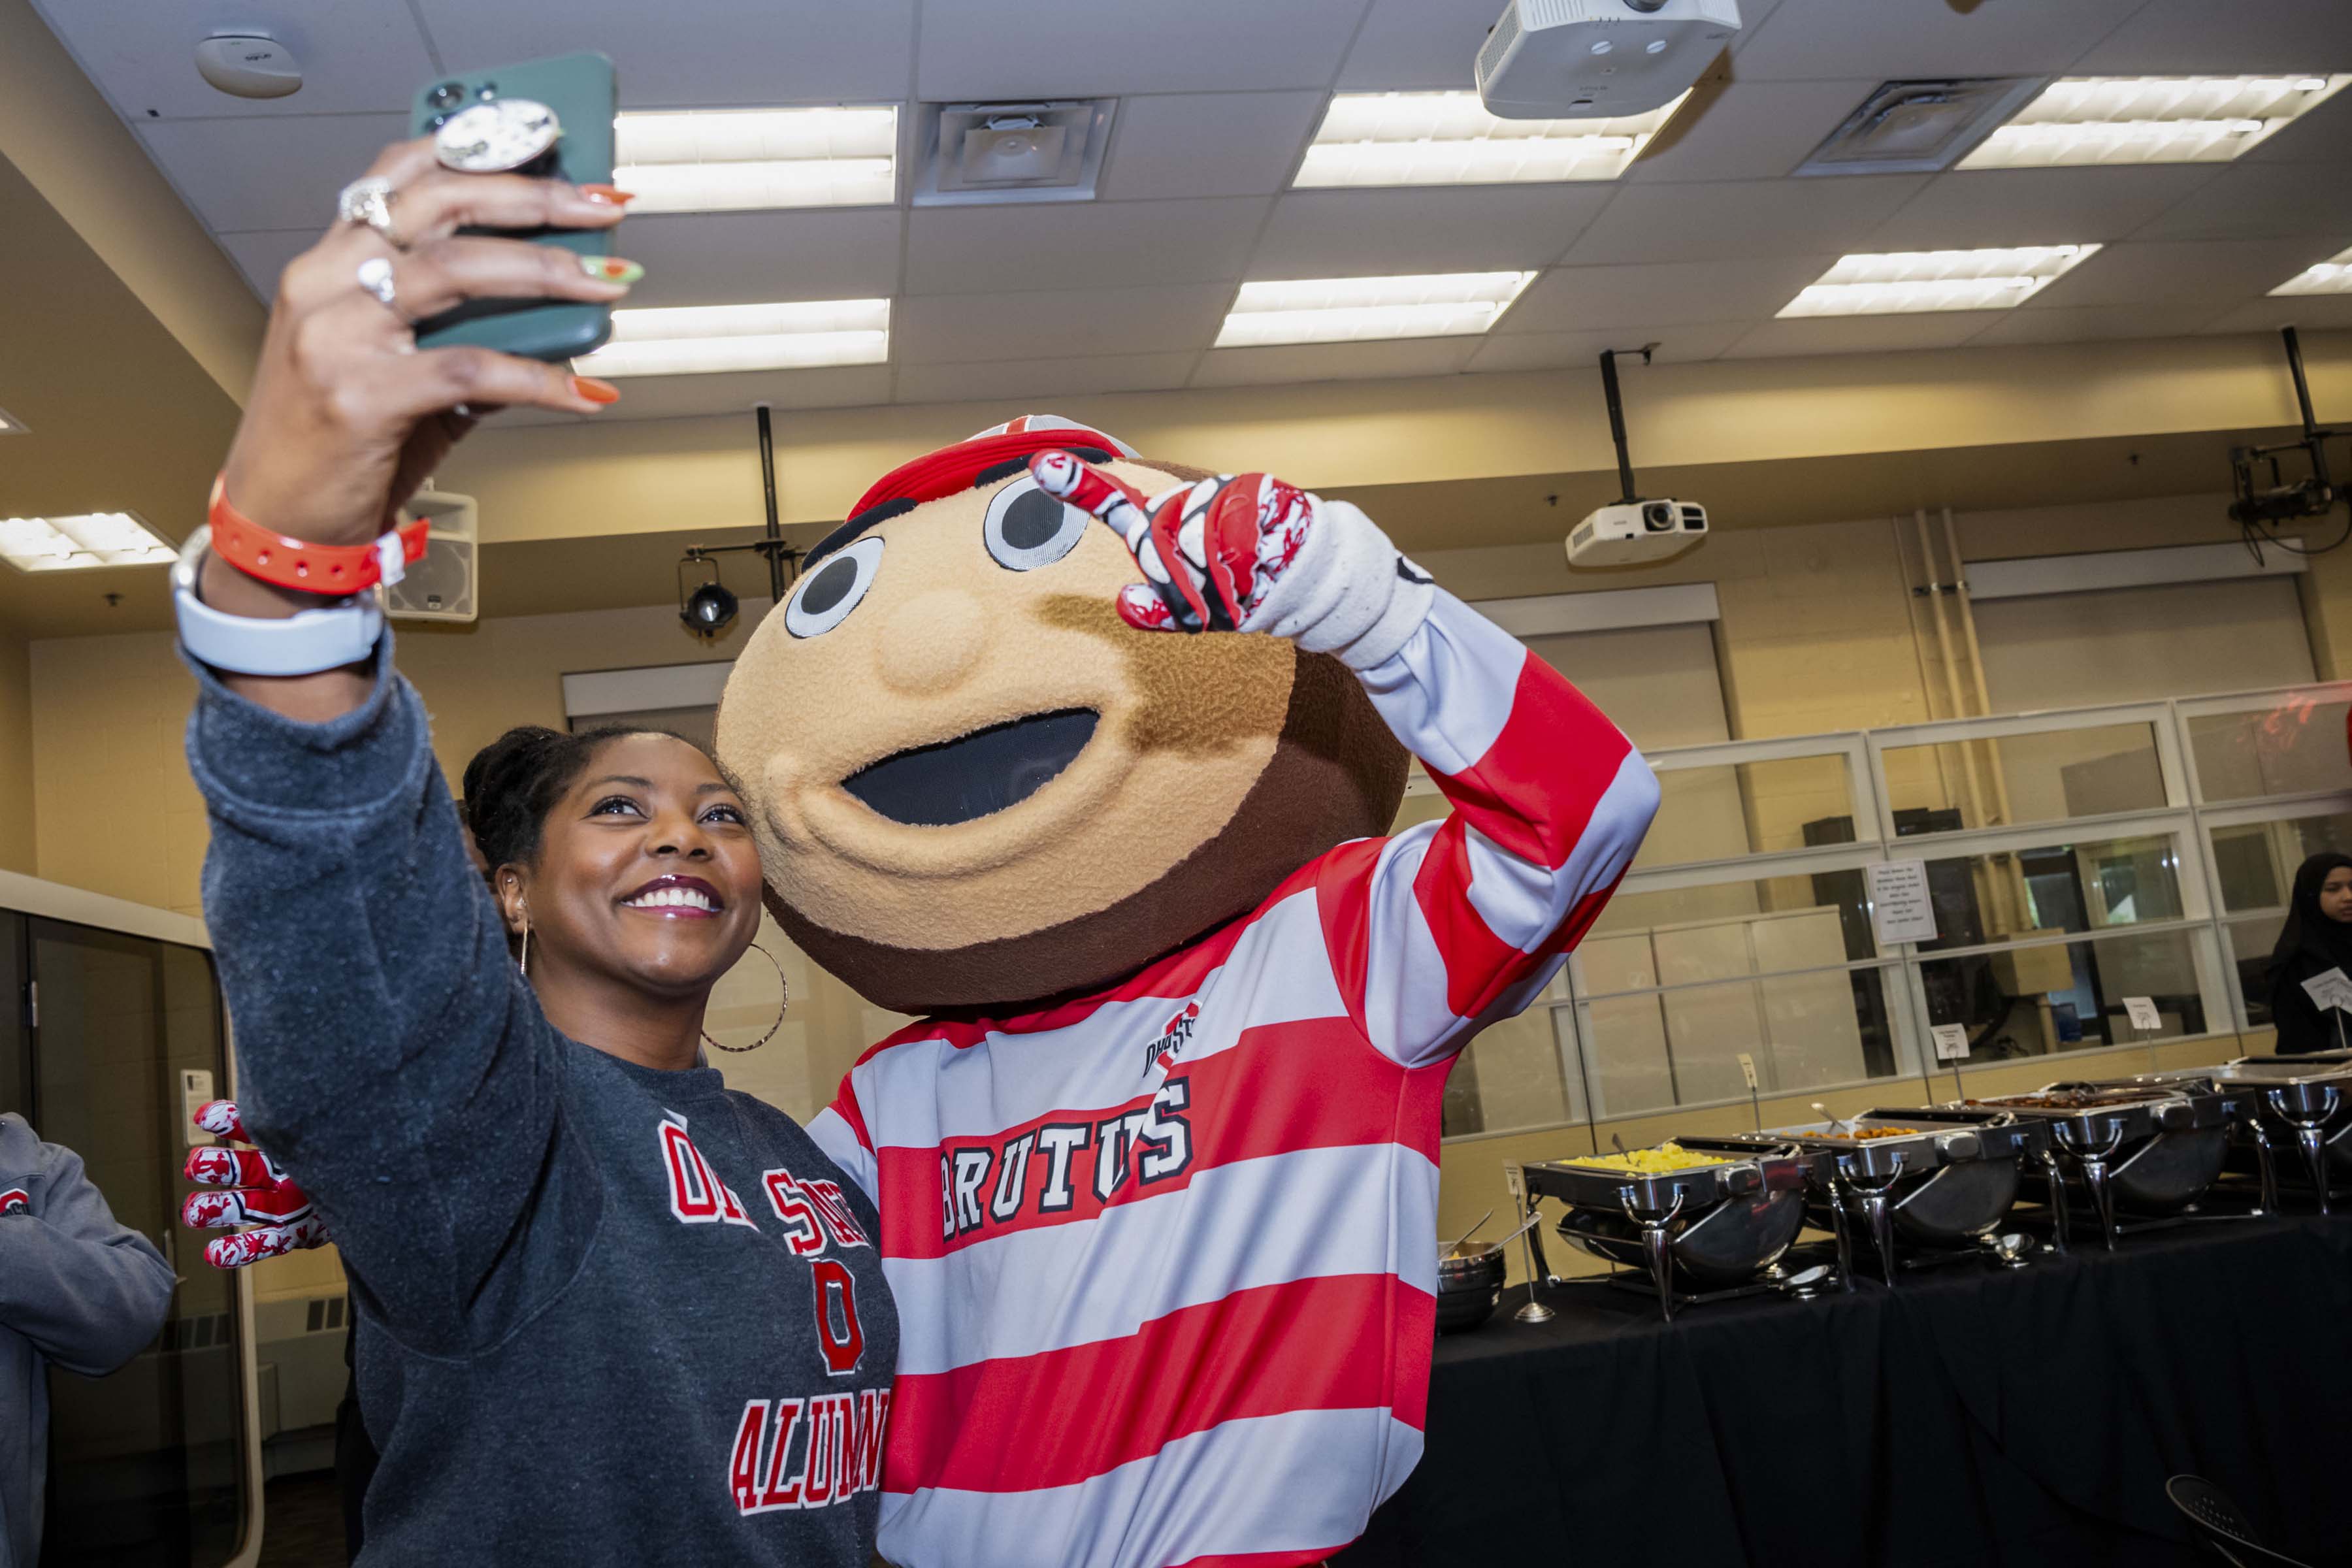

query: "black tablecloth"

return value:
[1339, 1215, 2352, 1568]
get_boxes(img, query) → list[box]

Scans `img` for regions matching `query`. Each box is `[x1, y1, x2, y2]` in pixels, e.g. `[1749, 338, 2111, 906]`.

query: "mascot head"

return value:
[714, 416, 1409, 1016]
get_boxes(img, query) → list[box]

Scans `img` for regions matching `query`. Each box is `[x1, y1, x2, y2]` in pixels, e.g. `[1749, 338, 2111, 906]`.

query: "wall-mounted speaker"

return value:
[385, 489, 478, 623]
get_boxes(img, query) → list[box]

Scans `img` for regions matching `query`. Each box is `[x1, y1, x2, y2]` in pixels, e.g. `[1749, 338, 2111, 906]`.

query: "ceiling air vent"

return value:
[912, 99, 1117, 206]
[1794, 78, 2045, 176]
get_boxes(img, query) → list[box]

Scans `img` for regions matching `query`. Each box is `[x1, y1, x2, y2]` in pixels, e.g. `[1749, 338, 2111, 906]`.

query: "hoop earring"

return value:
[704, 942, 789, 1054]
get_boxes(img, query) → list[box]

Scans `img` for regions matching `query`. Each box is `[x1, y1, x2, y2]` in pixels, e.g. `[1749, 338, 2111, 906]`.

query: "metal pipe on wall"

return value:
[1915, 508, 1993, 832]
[1941, 504, 2018, 832]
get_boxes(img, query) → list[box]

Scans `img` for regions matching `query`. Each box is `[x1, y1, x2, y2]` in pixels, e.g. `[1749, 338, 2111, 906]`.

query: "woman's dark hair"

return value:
[461, 724, 686, 872]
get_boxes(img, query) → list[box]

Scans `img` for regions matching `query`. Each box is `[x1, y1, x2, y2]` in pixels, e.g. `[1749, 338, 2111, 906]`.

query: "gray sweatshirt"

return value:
[0, 1115, 176, 1568]
[185, 641, 896, 1566]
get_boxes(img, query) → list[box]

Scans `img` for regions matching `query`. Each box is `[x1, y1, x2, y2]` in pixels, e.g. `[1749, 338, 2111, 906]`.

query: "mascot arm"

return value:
[1034, 452, 1663, 1071]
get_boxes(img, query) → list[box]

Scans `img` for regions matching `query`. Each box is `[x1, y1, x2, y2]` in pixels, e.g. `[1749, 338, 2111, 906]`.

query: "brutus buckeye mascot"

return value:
[712, 416, 1660, 1567]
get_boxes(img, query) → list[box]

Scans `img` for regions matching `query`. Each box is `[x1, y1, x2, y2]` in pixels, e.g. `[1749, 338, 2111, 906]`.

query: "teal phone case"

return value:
[408, 52, 616, 362]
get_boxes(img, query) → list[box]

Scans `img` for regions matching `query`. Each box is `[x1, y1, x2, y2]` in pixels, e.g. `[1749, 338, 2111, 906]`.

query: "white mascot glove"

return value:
[1029, 451, 1435, 670]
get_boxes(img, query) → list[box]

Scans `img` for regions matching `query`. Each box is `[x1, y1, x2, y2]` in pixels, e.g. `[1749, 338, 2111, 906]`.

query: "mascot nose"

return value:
[875, 588, 990, 694]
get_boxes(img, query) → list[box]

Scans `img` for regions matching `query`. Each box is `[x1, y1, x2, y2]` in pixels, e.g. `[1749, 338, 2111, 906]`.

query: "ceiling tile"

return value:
[895, 284, 1232, 364]
[2026, 237, 2344, 307]
[1964, 302, 2235, 347]
[583, 367, 895, 422]
[410, 0, 919, 106]
[1731, 0, 2146, 82]
[893, 352, 1200, 406]
[1560, 176, 1925, 265]
[2129, 163, 2352, 243]
[906, 198, 1267, 296]
[214, 229, 310, 301]
[1335, 0, 1501, 90]
[1465, 321, 1748, 372]
[1871, 167, 2225, 249]
[1100, 92, 1326, 199]
[28, 0, 435, 118]
[1499, 255, 1835, 333]
[2199, 295, 2352, 336]
[1625, 80, 1886, 184]
[618, 210, 904, 307]
[917, 0, 1371, 99]
[1250, 187, 1613, 277]
[1720, 312, 1998, 359]
[1190, 336, 1478, 387]
[2249, 90, 2352, 165]
[139, 114, 410, 232]
[2068, 0, 2352, 74]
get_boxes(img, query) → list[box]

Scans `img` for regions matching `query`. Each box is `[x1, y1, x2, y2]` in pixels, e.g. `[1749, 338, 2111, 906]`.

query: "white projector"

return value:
[1477, 0, 1742, 120]
[1567, 498, 1708, 567]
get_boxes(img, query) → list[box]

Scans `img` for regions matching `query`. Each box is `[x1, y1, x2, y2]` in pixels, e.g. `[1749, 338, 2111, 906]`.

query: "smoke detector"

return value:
[195, 35, 303, 99]
[913, 99, 1117, 205]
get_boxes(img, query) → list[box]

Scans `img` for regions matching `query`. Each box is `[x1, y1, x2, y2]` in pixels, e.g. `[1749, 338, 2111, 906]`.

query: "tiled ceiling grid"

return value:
[30, 0, 2352, 423]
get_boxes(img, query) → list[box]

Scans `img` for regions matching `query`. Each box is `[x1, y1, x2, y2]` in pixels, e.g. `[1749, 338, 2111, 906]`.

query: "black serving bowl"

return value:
[1436, 1241, 1507, 1333]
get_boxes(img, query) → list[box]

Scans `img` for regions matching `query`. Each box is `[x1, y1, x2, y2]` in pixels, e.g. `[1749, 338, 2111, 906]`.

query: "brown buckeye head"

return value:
[713, 420, 1407, 1015]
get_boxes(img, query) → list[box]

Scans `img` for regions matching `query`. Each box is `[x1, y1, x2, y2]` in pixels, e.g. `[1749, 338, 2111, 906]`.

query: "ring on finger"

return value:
[336, 176, 402, 244]
[355, 255, 411, 325]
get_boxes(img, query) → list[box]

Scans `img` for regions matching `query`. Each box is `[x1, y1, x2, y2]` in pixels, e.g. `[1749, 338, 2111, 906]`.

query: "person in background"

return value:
[2264, 851, 2352, 1054]
[0, 1115, 176, 1568]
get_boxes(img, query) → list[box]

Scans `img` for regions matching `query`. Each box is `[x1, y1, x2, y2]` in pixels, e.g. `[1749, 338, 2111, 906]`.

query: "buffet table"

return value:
[1339, 1215, 2352, 1568]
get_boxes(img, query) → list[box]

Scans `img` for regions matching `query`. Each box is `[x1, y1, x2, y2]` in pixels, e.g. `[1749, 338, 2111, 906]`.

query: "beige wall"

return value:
[0, 625, 32, 874]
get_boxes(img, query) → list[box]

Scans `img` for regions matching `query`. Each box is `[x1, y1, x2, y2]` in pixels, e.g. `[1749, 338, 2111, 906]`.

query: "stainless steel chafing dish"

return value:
[2143, 1054, 2352, 1213]
[1949, 1081, 2241, 1247]
[1689, 1111, 2047, 1282]
[1523, 1145, 1827, 1319]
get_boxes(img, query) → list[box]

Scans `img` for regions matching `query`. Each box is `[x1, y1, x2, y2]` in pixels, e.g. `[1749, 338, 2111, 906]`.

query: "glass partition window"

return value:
[1441, 987, 1578, 1139]
[2210, 812, 2352, 914]
[2187, 696, 2351, 803]
[1912, 833, 2184, 952]
[1880, 721, 2168, 835]
[1577, 966, 1901, 1120]
[1916, 928, 2208, 1060]
[1630, 752, 1860, 872]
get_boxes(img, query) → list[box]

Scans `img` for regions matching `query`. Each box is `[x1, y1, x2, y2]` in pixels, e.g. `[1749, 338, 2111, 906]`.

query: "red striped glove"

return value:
[1030, 450, 1433, 669]
[182, 1100, 329, 1267]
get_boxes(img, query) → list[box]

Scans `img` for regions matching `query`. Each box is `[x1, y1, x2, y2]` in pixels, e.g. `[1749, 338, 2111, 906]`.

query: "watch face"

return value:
[434, 98, 562, 173]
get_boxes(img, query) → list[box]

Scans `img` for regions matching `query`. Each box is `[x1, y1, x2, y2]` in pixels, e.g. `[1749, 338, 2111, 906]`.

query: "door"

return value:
[25, 918, 250, 1566]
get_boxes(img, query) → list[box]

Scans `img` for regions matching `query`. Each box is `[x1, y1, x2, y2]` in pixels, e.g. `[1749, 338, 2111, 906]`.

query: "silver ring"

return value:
[336, 176, 400, 241]
[355, 255, 406, 321]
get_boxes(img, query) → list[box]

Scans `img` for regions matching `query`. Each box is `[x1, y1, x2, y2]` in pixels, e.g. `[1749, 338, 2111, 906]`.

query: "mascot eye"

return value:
[785, 535, 884, 638]
[983, 478, 1092, 572]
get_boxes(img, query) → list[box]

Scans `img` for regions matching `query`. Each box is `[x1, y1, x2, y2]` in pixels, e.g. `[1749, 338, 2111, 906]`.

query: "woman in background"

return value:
[2264, 851, 2352, 1054]
[177, 133, 894, 1563]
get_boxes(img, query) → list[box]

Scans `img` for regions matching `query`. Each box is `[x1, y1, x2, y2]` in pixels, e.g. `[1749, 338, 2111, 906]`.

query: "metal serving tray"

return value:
[1522, 1149, 1808, 1216]
[1950, 1082, 2238, 1243]
[1525, 1148, 1823, 1318]
[2144, 1056, 2352, 1210]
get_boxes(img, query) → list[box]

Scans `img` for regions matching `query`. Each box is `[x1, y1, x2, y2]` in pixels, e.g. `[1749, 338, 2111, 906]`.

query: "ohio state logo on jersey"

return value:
[0, 1188, 27, 1215]
[728, 1388, 891, 1516]
[1141, 1000, 1200, 1073]
[941, 1077, 1194, 1241]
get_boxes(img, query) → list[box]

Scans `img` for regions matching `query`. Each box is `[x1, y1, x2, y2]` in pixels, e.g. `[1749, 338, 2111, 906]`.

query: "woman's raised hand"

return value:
[216, 135, 634, 565]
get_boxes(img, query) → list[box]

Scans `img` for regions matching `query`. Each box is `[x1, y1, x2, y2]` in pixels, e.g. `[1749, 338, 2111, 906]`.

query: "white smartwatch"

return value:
[173, 525, 385, 676]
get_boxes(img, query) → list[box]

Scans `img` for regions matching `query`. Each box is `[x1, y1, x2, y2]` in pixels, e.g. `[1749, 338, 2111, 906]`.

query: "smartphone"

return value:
[408, 52, 617, 362]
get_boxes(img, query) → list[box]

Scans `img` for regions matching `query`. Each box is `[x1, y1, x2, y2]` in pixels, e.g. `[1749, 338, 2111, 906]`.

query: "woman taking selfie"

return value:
[2266, 851, 2352, 1055]
[175, 135, 894, 1562]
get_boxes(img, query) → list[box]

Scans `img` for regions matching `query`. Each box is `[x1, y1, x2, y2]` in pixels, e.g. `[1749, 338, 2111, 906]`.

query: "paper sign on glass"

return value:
[2122, 996, 2163, 1032]
[2302, 968, 2352, 1015]
[1930, 1023, 1970, 1062]
[1735, 1052, 1758, 1091]
[1868, 860, 1938, 945]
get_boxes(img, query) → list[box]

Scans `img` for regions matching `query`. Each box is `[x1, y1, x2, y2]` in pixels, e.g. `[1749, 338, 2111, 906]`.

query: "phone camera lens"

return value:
[427, 82, 464, 109]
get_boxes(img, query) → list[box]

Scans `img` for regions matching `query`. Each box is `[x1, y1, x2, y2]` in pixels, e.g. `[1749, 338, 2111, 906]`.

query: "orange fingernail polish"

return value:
[580, 184, 638, 204]
[572, 376, 621, 404]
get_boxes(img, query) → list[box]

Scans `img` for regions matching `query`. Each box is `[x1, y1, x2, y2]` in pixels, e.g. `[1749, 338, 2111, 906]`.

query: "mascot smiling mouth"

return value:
[841, 709, 1100, 827]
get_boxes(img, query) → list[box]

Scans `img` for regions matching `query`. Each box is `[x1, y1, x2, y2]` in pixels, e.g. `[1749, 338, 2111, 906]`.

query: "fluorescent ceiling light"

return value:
[1216, 272, 1536, 348]
[2272, 245, 2352, 297]
[572, 299, 890, 377]
[0, 512, 174, 572]
[1958, 75, 2351, 168]
[0, 406, 23, 434]
[1294, 90, 1688, 188]
[613, 106, 896, 212]
[1777, 245, 2100, 316]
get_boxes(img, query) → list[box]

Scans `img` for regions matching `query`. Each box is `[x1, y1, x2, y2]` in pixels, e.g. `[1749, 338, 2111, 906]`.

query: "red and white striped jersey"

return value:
[807, 590, 1659, 1568]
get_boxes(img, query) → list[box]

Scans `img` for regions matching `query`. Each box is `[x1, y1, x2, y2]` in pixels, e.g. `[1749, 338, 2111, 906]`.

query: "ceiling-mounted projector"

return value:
[1567, 347, 1709, 569]
[1477, 0, 1742, 120]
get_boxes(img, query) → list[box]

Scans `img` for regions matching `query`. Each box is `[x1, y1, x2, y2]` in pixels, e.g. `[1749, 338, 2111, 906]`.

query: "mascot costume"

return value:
[183, 414, 1659, 1568]
[712, 415, 1659, 1567]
